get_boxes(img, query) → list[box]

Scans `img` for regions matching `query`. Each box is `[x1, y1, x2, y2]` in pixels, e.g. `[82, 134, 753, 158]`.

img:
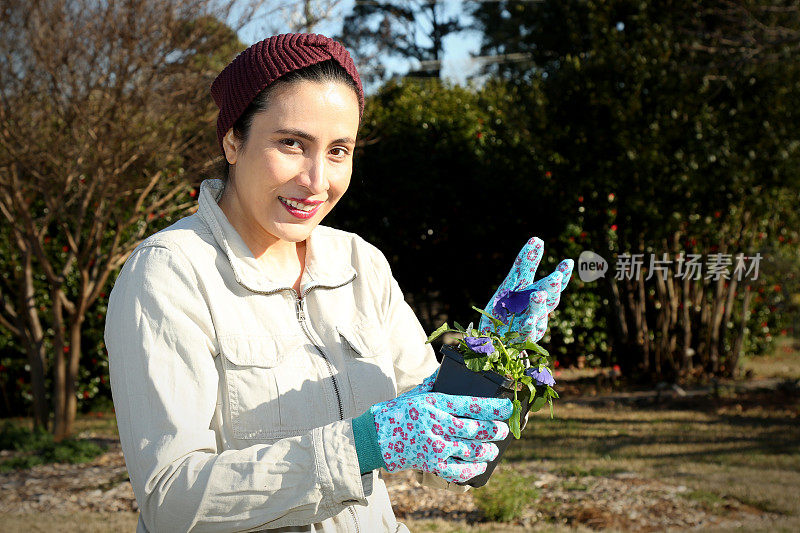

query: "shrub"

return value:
[0, 422, 106, 472]
[473, 470, 540, 522]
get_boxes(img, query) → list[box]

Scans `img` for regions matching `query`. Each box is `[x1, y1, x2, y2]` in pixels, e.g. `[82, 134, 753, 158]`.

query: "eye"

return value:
[279, 138, 302, 150]
[329, 147, 350, 159]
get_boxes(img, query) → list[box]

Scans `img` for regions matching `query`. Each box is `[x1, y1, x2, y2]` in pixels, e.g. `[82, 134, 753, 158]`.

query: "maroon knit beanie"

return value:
[211, 33, 364, 151]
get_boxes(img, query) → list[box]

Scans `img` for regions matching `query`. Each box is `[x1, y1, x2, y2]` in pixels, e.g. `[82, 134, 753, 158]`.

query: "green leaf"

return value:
[453, 321, 465, 333]
[529, 395, 547, 413]
[531, 344, 550, 357]
[471, 305, 504, 329]
[546, 386, 560, 399]
[520, 376, 535, 399]
[426, 323, 462, 344]
[509, 400, 522, 439]
[498, 341, 513, 367]
[511, 339, 550, 358]
[527, 382, 536, 399]
[465, 355, 486, 372]
[425, 322, 450, 344]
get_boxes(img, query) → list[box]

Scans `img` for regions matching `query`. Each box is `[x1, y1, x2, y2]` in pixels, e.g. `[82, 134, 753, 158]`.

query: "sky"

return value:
[234, 0, 485, 88]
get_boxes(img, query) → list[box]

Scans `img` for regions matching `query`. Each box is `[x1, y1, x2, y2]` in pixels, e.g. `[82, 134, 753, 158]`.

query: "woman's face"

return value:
[221, 80, 360, 250]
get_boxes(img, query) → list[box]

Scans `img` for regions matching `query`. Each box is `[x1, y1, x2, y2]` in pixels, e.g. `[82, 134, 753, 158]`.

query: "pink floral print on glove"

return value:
[371, 392, 513, 483]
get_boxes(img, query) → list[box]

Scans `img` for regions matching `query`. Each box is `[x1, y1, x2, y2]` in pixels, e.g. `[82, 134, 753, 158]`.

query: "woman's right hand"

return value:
[371, 392, 512, 482]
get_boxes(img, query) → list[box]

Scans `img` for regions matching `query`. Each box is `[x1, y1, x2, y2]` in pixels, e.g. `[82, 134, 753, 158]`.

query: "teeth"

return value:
[281, 197, 316, 211]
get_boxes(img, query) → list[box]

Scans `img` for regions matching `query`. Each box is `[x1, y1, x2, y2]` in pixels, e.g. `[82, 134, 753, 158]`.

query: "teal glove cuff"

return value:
[352, 409, 385, 474]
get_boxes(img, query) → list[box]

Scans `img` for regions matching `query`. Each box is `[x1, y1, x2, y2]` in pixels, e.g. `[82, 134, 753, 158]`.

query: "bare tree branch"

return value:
[0, 0, 252, 437]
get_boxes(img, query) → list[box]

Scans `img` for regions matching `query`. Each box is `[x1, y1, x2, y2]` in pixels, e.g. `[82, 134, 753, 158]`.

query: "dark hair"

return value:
[219, 59, 361, 182]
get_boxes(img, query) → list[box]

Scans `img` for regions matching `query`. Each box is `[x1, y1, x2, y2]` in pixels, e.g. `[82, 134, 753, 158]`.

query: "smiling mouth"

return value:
[278, 196, 324, 219]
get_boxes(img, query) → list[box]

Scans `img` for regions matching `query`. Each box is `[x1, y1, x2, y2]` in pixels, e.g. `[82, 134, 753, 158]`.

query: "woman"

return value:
[105, 33, 511, 532]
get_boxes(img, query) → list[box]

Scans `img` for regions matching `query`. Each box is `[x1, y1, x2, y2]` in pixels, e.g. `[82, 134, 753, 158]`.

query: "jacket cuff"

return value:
[316, 420, 367, 511]
[351, 409, 385, 474]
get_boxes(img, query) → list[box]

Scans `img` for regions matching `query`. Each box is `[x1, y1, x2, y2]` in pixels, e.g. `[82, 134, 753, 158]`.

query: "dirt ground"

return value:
[1, 384, 798, 532]
[1, 346, 798, 532]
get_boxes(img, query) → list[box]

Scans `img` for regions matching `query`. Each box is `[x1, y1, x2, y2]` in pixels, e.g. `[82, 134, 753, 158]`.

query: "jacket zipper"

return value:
[233, 278, 359, 532]
[229, 279, 354, 422]
[294, 294, 345, 421]
[348, 506, 360, 533]
[295, 288, 360, 533]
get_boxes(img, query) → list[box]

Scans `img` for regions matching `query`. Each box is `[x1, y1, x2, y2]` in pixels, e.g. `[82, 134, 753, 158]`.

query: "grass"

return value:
[561, 480, 589, 492]
[2, 338, 799, 531]
[0, 512, 139, 532]
[742, 335, 800, 380]
[556, 465, 628, 477]
[682, 488, 726, 511]
[0, 421, 107, 472]
[472, 470, 540, 522]
[404, 351, 800, 531]
[505, 394, 800, 521]
[0, 410, 119, 441]
[73, 410, 121, 439]
[404, 520, 586, 532]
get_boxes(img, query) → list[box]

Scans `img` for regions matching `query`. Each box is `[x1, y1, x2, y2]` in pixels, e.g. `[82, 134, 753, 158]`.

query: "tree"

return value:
[327, 78, 562, 333]
[276, 0, 346, 32]
[338, 0, 464, 83]
[472, 0, 800, 379]
[0, 0, 249, 438]
[679, 0, 800, 69]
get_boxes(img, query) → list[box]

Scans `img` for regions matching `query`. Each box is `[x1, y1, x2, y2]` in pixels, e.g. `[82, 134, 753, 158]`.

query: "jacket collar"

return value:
[197, 179, 356, 295]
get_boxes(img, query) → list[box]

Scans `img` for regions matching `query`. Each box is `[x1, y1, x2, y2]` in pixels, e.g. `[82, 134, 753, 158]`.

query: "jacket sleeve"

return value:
[370, 248, 440, 396]
[367, 246, 474, 493]
[105, 245, 366, 533]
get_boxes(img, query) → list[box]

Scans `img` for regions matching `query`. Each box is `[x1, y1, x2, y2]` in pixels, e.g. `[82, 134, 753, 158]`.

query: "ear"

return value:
[222, 129, 239, 165]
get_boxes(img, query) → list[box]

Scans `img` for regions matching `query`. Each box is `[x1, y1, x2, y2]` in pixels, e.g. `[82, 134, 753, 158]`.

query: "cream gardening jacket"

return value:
[105, 179, 441, 532]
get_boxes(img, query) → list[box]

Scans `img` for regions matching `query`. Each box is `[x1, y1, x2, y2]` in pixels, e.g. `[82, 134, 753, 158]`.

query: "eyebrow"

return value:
[275, 128, 355, 146]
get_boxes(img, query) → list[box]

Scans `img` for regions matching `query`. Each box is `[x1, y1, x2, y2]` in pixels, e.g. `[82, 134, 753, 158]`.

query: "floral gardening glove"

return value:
[479, 237, 574, 342]
[371, 393, 512, 483]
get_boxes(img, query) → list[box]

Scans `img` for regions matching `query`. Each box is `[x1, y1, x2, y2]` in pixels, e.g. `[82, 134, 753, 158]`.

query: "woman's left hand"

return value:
[479, 237, 573, 342]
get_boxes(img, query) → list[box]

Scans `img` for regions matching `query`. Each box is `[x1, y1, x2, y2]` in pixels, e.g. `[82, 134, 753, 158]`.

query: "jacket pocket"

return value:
[220, 334, 329, 439]
[338, 321, 397, 413]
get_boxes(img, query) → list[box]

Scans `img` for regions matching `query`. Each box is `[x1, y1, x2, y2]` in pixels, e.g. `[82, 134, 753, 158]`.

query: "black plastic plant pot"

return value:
[432, 344, 531, 488]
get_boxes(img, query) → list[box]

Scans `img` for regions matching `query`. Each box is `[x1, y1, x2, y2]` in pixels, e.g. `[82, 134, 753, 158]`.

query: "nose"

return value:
[298, 152, 329, 194]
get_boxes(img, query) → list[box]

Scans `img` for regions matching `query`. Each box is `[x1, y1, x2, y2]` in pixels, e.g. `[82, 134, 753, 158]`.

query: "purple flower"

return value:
[464, 336, 494, 354]
[525, 367, 556, 386]
[492, 287, 536, 324]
